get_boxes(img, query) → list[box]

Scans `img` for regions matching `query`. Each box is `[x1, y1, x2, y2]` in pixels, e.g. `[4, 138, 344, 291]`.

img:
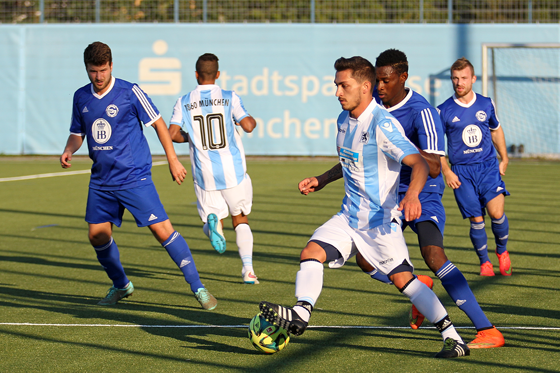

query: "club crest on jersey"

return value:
[462, 124, 482, 147]
[475, 110, 487, 122]
[360, 132, 369, 143]
[106, 104, 119, 118]
[92, 119, 112, 144]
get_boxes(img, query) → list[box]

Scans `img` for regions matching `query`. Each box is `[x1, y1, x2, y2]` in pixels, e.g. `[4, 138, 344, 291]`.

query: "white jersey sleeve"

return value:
[169, 97, 184, 126]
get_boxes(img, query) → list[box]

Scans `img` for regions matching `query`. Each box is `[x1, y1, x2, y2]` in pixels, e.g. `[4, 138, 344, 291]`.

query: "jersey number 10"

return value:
[193, 113, 227, 150]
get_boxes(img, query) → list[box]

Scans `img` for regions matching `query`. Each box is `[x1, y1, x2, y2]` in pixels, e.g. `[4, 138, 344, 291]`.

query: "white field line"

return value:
[0, 161, 168, 183]
[0, 323, 558, 330]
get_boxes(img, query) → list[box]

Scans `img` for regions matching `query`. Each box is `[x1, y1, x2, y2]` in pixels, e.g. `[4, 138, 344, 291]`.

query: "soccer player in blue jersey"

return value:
[259, 56, 469, 358]
[169, 53, 259, 284]
[60, 42, 217, 310]
[354, 49, 504, 349]
[438, 57, 511, 279]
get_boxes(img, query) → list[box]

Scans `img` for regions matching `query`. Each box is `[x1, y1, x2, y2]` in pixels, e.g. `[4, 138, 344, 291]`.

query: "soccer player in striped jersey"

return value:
[260, 56, 469, 358]
[355, 49, 504, 349]
[438, 57, 511, 279]
[60, 42, 217, 310]
[169, 53, 258, 284]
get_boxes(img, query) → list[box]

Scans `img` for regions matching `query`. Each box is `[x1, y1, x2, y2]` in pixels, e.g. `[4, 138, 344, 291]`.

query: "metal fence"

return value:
[1, 0, 558, 24]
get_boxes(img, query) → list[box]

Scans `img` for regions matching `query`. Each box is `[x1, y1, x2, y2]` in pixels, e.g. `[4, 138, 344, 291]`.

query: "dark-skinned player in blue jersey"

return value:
[355, 49, 504, 349]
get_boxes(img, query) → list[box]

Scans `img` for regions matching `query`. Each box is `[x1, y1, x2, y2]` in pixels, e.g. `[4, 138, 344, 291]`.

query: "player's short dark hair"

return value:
[334, 56, 376, 90]
[196, 53, 219, 81]
[83, 41, 112, 67]
[375, 49, 408, 75]
[451, 57, 475, 76]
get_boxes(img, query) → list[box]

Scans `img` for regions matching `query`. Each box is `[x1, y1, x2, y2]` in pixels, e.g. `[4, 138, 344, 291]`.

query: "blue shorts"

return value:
[451, 157, 510, 219]
[85, 181, 169, 227]
[399, 191, 445, 236]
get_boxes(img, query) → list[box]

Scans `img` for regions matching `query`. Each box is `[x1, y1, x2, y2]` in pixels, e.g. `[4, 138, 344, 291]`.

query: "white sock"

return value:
[440, 321, 463, 343]
[294, 260, 324, 322]
[293, 305, 311, 322]
[235, 223, 254, 274]
[402, 278, 462, 342]
[203, 223, 209, 238]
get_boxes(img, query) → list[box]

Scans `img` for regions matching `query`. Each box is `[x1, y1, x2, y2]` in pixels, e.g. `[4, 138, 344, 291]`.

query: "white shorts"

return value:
[309, 213, 413, 275]
[195, 174, 253, 222]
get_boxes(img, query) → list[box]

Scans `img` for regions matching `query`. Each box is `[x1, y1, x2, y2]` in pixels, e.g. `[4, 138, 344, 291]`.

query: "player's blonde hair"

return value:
[451, 57, 475, 76]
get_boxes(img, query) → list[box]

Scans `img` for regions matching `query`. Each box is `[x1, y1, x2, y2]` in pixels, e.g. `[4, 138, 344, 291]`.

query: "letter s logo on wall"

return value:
[139, 40, 182, 96]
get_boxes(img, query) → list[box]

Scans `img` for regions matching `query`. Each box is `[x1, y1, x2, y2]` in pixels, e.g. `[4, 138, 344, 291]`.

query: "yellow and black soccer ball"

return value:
[248, 313, 290, 354]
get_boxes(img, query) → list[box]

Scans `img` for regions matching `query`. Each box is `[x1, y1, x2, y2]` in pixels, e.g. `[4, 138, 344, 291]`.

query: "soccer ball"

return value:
[248, 313, 290, 354]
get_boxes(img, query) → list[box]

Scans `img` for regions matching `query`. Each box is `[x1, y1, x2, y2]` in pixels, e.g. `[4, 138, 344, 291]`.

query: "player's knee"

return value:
[421, 245, 447, 272]
[300, 241, 328, 263]
[148, 219, 175, 244]
[89, 231, 111, 246]
[390, 271, 415, 291]
[232, 213, 249, 229]
[356, 252, 375, 273]
[488, 210, 505, 221]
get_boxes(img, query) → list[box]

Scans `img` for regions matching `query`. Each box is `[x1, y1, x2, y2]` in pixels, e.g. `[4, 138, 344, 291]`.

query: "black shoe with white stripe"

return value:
[259, 301, 308, 336]
[435, 338, 470, 358]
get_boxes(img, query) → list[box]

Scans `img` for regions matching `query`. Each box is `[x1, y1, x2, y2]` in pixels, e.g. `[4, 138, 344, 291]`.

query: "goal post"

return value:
[481, 43, 560, 157]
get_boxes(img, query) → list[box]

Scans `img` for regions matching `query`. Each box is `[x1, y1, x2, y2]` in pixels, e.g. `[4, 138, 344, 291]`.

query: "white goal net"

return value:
[482, 43, 560, 157]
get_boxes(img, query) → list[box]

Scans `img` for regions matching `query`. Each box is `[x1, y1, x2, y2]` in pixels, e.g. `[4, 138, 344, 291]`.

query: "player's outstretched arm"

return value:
[152, 117, 187, 185]
[399, 153, 428, 221]
[491, 126, 509, 176]
[169, 124, 189, 143]
[440, 155, 461, 189]
[418, 148, 442, 178]
[60, 134, 84, 169]
[299, 163, 342, 195]
[238, 116, 257, 133]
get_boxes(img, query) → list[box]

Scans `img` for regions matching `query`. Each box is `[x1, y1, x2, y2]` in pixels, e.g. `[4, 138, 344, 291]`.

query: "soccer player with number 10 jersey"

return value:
[169, 53, 259, 284]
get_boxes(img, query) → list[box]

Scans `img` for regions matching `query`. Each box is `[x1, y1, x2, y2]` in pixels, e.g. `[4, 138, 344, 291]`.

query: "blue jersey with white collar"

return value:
[374, 88, 445, 195]
[336, 99, 418, 230]
[69, 77, 161, 191]
[438, 93, 500, 165]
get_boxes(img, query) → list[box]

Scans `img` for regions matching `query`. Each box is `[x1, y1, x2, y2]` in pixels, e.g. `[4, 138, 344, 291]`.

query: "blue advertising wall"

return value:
[1, 23, 559, 156]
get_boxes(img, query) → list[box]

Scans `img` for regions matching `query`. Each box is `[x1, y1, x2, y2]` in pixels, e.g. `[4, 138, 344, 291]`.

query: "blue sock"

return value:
[470, 221, 490, 265]
[491, 214, 509, 255]
[368, 269, 393, 284]
[94, 238, 129, 289]
[162, 231, 204, 293]
[436, 261, 493, 330]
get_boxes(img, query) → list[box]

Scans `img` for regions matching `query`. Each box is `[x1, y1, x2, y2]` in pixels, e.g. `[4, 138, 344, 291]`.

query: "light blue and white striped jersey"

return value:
[170, 84, 250, 191]
[336, 99, 419, 230]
